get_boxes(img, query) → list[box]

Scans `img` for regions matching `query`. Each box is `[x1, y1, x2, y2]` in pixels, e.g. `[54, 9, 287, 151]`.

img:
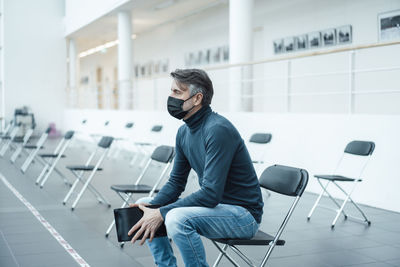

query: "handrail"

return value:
[204, 40, 400, 71]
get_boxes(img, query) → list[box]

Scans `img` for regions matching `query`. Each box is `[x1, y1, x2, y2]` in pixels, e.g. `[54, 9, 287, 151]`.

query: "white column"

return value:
[68, 39, 77, 89]
[68, 38, 79, 108]
[0, 0, 5, 130]
[229, 0, 254, 112]
[118, 11, 133, 110]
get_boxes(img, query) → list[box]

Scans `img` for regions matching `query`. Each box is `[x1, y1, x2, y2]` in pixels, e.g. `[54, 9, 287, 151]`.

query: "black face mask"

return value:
[167, 95, 196, 120]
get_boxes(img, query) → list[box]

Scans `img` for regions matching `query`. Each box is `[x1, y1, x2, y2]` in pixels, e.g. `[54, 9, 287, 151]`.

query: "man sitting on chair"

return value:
[128, 68, 264, 267]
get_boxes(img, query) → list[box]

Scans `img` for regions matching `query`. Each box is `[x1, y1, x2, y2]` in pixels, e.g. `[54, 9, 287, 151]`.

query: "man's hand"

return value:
[128, 204, 164, 245]
[129, 203, 150, 208]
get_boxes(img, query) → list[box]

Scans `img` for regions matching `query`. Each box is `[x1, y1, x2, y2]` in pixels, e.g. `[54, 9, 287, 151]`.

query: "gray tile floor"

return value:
[0, 138, 399, 267]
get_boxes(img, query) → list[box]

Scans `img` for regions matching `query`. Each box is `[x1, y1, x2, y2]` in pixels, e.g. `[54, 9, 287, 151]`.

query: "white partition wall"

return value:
[3, 0, 66, 131]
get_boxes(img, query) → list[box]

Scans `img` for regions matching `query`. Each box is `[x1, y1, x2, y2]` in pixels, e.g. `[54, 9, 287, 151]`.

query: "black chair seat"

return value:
[1, 135, 11, 139]
[314, 174, 360, 182]
[110, 184, 160, 194]
[24, 145, 44, 149]
[213, 230, 285, 246]
[13, 137, 25, 143]
[40, 153, 66, 158]
[66, 165, 103, 171]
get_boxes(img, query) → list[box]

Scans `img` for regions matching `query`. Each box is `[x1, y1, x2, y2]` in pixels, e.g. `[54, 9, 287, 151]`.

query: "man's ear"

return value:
[195, 93, 203, 106]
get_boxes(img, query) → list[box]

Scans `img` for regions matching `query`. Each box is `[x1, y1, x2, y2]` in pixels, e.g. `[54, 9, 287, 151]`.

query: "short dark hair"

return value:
[170, 69, 214, 106]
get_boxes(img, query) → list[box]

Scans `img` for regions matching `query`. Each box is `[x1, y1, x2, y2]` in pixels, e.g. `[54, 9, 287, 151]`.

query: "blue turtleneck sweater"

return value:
[151, 105, 264, 223]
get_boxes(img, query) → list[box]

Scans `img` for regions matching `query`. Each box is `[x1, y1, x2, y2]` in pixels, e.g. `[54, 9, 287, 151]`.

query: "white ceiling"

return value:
[72, 0, 226, 52]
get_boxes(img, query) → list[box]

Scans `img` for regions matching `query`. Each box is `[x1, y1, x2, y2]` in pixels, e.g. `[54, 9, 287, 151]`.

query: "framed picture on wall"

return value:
[308, 31, 321, 48]
[222, 45, 229, 61]
[161, 59, 169, 73]
[199, 49, 209, 65]
[336, 25, 352, 44]
[295, 35, 308, 50]
[273, 39, 284, 54]
[134, 65, 139, 78]
[378, 10, 400, 41]
[321, 28, 336, 46]
[140, 65, 146, 77]
[284, 37, 295, 52]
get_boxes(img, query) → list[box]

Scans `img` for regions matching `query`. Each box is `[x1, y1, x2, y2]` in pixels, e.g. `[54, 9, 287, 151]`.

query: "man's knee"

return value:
[135, 196, 154, 204]
[165, 208, 192, 237]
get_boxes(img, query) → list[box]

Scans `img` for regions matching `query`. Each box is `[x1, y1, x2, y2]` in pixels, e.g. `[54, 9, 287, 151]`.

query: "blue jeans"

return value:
[136, 197, 259, 267]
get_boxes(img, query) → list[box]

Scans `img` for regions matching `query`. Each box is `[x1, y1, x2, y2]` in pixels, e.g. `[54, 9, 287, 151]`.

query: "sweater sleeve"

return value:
[150, 128, 191, 207]
[158, 125, 237, 219]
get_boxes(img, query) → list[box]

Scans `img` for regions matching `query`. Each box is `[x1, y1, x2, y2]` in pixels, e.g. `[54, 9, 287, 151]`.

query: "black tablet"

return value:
[113, 205, 167, 242]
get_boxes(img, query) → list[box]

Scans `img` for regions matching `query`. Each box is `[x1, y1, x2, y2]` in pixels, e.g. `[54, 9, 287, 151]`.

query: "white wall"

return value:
[77, 0, 400, 114]
[3, 0, 66, 132]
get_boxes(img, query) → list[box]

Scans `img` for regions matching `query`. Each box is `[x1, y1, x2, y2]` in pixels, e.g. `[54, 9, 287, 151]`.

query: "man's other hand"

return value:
[128, 204, 164, 245]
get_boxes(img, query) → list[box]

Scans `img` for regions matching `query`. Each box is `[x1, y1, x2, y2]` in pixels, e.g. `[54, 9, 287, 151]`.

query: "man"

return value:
[128, 69, 263, 267]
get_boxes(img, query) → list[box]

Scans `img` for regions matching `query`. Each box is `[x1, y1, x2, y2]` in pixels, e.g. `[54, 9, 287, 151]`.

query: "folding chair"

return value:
[20, 127, 51, 173]
[307, 140, 375, 228]
[0, 122, 22, 157]
[10, 126, 35, 163]
[130, 124, 163, 167]
[248, 133, 272, 173]
[109, 122, 135, 159]
[63, 136, 114, 211]
[35, 131, 75, 188]
[0, 119, 14, 138]
[210, 165, 308, 267]
[105, 145, 175, 240]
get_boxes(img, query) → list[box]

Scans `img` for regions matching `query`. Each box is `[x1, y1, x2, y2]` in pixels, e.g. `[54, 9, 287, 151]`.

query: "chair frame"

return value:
[35, 131, 75, 188]
[20, 127, 52, 173]
[211, 165, 308, 267]
[307, 141, 374, 228]
[62, 136, 114, 211]
[105, 145, 174, 238]
[10, 126, 34, 163]
[0, 123, 21, 156]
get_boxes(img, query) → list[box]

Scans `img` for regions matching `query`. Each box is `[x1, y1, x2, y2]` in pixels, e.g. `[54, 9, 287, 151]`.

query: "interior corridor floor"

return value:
[1, 138, 400, 267]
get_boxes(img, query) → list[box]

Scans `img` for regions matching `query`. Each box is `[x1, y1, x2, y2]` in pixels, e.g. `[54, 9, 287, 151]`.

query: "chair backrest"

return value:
[151, 145, 175, 163]
[125, 122, 134, 128]
[259, 165, 308, 197]
[98, 136, 114, 149]
[64, 131, 75, 140]
[249, 133, 272, 144]
[151, 125, 163, 132]
[104, 121, 110, 126]
[344, 141, 375, 156]
[45, 126, 52, 134]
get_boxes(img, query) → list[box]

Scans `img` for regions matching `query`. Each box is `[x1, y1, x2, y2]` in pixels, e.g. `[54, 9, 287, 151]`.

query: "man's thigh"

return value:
[166, 204, 258, 240]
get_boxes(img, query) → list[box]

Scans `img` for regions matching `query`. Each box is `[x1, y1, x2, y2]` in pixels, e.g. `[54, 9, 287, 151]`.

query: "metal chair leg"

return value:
[307, 180, 330, 220]
[331, 181, 358, 228]
[212, 242, 240, 267]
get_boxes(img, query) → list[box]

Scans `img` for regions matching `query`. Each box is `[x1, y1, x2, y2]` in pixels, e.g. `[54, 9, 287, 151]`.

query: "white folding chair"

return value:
[105, 145, 175, 243]
[63, 136, 114, 211]
[130, 124, 163, 167]
[0, 123, 22, 157]
[248, 133, 272, 176]
[20, 127, 51, 173]
[35, 131, 75, 188]
[211, 165, 309, 267]
[10, 126, 35, 163]
[307, 140, 375, 228]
